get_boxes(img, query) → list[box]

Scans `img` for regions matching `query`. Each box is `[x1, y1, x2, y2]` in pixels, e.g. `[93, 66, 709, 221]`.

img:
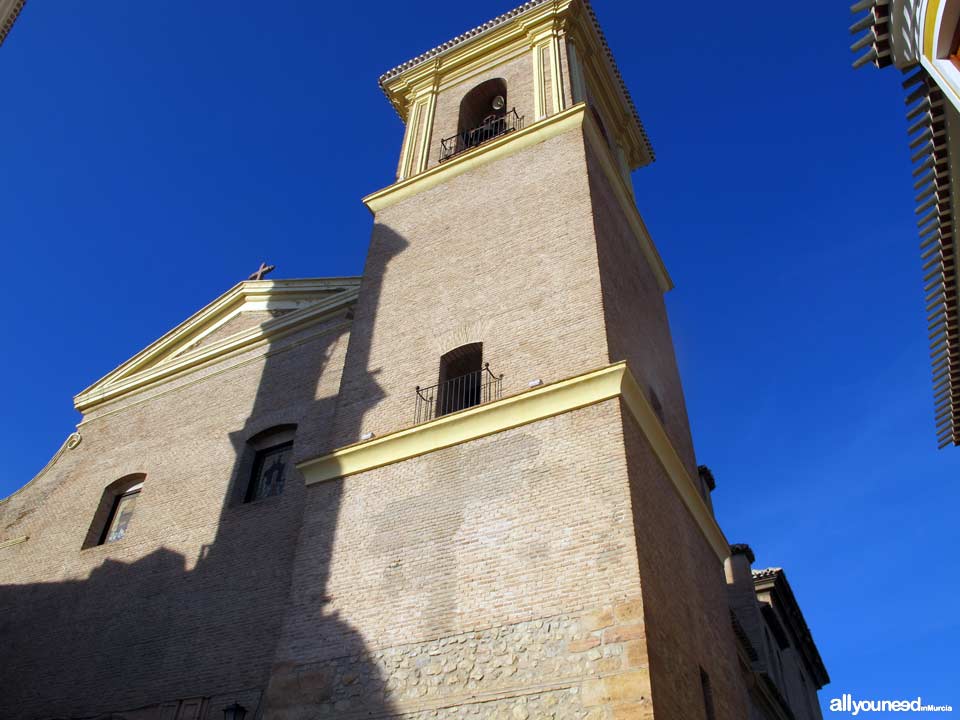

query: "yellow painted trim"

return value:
[417, 89, 438, 174]
[398, 101, 421, 180]
[363, 103, 587, 213]
[0, 535, 28, 550]
[380, 0, 650, 168]
[925, 0, 942, 58]
[298, 361, 730, 562]
[532, 41, 548, 120]
[364, 102, 672, 294]
[617, 370, 728, 562]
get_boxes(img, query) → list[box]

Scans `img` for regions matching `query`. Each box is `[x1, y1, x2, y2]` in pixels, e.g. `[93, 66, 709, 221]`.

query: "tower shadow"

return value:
[0, 227, 407, 720]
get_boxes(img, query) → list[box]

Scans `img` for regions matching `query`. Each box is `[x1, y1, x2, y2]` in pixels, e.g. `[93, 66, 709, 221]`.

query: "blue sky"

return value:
[1, 0, 957, 714]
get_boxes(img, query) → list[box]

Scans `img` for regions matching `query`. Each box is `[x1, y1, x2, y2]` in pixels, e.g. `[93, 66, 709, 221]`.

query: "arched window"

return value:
[441, 79, 521, 161]
[83, 473, 145, 548]
[458, 78, 507, 137]
[242, 425, 296, 503]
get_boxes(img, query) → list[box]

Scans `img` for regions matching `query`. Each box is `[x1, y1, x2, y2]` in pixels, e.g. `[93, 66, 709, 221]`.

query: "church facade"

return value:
[0, 2, 828, 719]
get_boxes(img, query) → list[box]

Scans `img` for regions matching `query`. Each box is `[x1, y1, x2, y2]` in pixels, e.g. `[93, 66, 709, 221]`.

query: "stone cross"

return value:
[248, 262, 276, 281]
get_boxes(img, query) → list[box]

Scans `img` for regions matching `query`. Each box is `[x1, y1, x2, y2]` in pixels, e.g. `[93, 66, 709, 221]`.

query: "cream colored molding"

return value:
[365, 102, 672, 294]
[298, 361, 730, 562]
[581, 108, 673, 293]
[74, 279, 361, 412]
[363, 103, 587, 213]
[365, 103, 672, 293]
[398, 100, 422, 180]
[417, 85, 439, 174]
[532, 41, 550, 120]
[378, 0, 652, 168]
[550, 32, 565, 114]
[382, 0, 577, 117]
[77, 320, 351, 427]
[0, 536, 28, 551]
[436, 45, 531, 94]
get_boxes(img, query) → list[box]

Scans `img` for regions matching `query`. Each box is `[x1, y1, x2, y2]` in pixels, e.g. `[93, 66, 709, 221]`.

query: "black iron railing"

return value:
[440, 109, 524, 162]
[415, 363, 503, 424]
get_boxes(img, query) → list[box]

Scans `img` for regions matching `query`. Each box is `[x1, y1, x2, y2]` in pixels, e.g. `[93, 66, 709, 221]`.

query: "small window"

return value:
[245, 441, 293, 502]
[83, 473, 146, 549]
[240, 424, 297, 504]
[700, 667, 716, 720]
[102, 484, 142, 544]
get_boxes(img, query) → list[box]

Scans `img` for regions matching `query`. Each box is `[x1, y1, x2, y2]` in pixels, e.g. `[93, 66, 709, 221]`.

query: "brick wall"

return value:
[584, 139, 699, 479]
[0, 312, 352, 720]
[621, 407, 749, 719]
[265, 400, 658, 718]
[331, 126, 608, 450]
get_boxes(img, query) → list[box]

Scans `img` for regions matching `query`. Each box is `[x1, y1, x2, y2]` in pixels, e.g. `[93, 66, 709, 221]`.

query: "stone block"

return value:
[602, 623, 646, 644]
[581, 606, 615, 632]
[568, 636, 601, 653]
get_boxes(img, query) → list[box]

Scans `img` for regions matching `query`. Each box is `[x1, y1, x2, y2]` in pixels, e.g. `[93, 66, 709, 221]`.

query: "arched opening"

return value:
[82, 472, 146, 548]
[414, 344, 503, 423]
[458, 79, 507, 136]
[440, 79, 522, 161]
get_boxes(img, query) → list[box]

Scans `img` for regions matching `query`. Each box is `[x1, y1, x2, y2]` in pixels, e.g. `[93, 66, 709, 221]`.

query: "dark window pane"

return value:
[247, 442, 292, 502]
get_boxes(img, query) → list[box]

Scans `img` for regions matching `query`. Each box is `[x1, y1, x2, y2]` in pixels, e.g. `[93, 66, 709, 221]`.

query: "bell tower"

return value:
[267, 1, 749, 718]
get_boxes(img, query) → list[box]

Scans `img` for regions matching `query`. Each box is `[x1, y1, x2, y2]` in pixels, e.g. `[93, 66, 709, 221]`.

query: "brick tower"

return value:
[264, 1, 749, 718]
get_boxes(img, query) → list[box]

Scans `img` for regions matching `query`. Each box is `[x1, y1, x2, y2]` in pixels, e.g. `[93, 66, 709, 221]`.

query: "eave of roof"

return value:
[753, 568, 830, 688]
[0, 0, 26, 47]
[848, 0, 893, 70]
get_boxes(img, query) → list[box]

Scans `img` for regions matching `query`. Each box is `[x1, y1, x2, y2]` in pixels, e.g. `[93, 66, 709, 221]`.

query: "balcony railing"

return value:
[415, 363, 503, 424]
[439, 109, 524, 162]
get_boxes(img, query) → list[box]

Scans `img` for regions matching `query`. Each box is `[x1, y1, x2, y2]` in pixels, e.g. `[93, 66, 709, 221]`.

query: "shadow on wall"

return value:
[256, 225, 410, 718]
[0, 227, 409, 720]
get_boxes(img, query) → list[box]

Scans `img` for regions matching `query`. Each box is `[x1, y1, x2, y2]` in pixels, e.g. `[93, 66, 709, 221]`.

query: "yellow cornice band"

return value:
[924, 0, 941, 58]
[363, 103, 588, 213]
[362, 103, 672, 293]
[298, 362, 730, 562]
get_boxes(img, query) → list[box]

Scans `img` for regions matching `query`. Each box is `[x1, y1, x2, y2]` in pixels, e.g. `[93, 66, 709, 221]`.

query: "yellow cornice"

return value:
[924, 0, 941, 58]
[364, 103, 587, 212]
[382, 1, 574, 117]
[363, 103, 671, 294]
[298, 361, 730, 562]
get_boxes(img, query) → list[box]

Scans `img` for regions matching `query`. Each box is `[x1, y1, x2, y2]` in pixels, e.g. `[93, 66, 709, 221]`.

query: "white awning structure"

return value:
[851, 0, 960, 447]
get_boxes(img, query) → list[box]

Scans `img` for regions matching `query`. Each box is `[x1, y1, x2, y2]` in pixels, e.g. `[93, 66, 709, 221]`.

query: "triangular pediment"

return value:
[74, 277, 360, 412]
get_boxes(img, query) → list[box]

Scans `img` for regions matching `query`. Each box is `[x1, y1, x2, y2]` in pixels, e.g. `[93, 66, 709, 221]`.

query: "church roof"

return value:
[0, 0, 27, 48]
[74, 277, 360, 413]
